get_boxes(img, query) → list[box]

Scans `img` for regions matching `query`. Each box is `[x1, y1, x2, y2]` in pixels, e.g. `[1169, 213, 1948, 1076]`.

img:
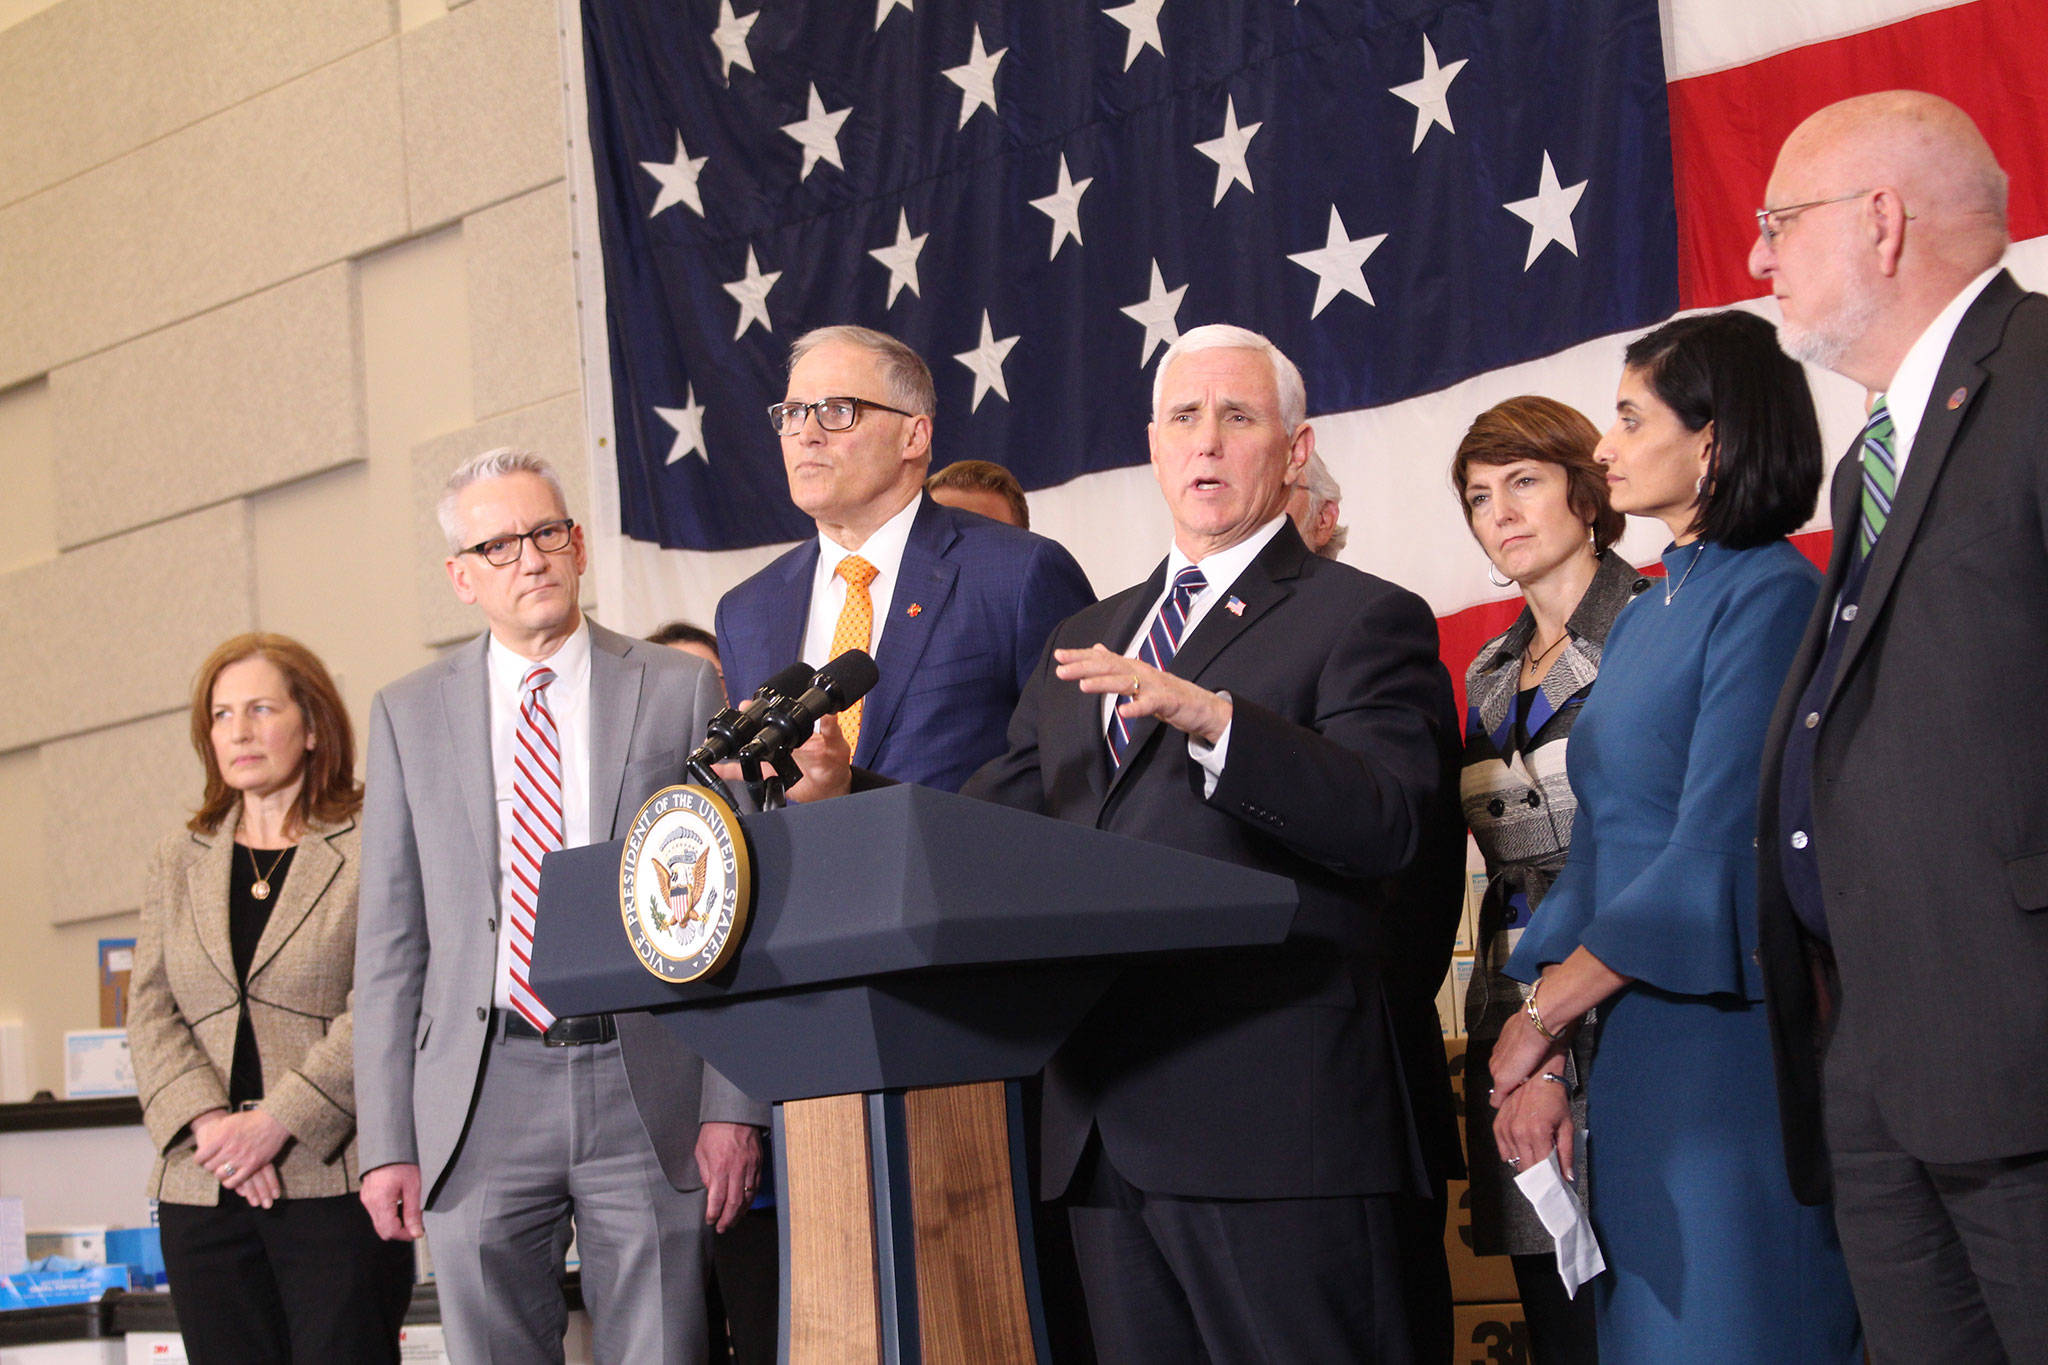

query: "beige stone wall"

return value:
[0, 0, 586, 1097]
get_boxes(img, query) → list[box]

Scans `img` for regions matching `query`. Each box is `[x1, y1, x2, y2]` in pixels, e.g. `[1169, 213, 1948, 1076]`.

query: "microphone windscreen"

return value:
[757, 660, 816, 702]
[816, 649, 880, 706]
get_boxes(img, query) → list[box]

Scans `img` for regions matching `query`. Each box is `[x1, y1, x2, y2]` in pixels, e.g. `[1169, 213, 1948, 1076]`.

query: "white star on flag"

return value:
[1286, 206, 1389, 317]
[656, 386, 708, 464]
[868, 209, 928, 307]
[942, 25, 1007, 129]
[1503, 151, 1589, 269]
[1388, 36, 1467, 152]
[1193, 95, 1262, 205]
[641, 131, 708, 218]
[1120, 259, 1188, 366]
[1103, 0, 1166, 71]
[710, 0, 757, 84]
[1029, 154, 1093, 260]
[954, 311, 1021, 412]
[723, 247, 781, 339]
[875, 0, 912, 28]
[781, 83, 852, 180]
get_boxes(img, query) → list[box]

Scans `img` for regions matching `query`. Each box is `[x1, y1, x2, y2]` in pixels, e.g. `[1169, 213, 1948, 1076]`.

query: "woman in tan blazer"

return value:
[128, 633, 413, 1364]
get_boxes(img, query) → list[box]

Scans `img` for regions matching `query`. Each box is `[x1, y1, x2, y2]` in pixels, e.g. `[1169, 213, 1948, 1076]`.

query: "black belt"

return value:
[498, 1010, 616, 1046]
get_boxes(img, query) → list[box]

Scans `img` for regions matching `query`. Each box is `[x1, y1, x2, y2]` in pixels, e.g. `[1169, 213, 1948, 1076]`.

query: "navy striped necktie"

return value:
[1108, 566, 1206, 767]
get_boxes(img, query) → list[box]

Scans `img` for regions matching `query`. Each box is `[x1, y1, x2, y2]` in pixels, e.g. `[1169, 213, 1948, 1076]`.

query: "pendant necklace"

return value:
[1664, 543, 1707, 606]
[244, 844, 291, 901]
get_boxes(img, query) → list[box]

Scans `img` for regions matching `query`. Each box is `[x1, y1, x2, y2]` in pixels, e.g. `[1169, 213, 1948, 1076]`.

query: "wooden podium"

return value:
[532, 785, 1297, 1364]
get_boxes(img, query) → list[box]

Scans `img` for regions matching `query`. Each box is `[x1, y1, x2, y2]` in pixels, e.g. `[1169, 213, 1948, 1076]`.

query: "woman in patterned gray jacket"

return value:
[1452, 397, 1645, 1363]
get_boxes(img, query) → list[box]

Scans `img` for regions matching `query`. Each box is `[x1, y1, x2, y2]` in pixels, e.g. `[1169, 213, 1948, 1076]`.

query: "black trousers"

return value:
[1826, 1057, 2048, 1365]
[706, 1204, 779, 1365]
[1064, 1138, 1413, 1364]
[158, 1192, 415, 1365]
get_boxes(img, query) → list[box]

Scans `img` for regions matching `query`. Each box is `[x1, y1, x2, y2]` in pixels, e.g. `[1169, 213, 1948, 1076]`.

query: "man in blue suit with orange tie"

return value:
[716, 324, 1094, 793]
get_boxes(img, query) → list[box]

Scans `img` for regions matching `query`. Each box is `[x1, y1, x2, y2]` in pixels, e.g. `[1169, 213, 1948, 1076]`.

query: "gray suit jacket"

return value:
[353, 618, 767, 1202]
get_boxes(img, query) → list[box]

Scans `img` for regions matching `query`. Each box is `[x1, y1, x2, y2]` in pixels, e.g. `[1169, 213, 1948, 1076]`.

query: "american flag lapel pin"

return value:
[1225, 596, 1245, 616]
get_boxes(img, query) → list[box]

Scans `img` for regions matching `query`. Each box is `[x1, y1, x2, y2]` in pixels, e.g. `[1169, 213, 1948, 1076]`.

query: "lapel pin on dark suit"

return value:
[1225, 596, 1246, 616]
[907, 603, 922, 616]
[1947, 387, 1967, 410]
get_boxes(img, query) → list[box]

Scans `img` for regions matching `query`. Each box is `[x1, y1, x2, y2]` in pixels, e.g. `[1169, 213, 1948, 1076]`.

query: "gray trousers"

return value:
[1826, 1049, 2048, 1365]
[423, 1032, 710, 1365]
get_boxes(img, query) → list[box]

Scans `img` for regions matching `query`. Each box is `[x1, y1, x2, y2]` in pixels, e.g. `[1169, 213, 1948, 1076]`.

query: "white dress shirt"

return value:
[800, 493, 924, 672]
[487, 619, 592, 1012]
[1881, 260, 2002, 474]
[1105, 513, 1292, 791]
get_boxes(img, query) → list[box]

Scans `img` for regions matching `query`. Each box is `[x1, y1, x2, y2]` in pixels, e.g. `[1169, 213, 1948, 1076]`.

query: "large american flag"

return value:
[563, 0, 2048, 709]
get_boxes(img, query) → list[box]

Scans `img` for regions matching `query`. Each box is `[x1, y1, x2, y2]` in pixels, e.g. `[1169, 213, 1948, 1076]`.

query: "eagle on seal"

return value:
[651, 845, 712, 932]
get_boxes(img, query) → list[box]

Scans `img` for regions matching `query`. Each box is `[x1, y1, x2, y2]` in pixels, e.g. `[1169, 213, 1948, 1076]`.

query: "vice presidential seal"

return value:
[619, 785, 752, 982]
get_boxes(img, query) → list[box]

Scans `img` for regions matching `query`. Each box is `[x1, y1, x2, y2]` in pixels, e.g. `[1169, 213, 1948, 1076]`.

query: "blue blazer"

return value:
[715, 495, 1095, 793]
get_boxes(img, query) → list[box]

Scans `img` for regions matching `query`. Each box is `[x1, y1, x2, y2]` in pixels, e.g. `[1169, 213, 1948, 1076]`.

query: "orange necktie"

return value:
[829, 555, 878, 752]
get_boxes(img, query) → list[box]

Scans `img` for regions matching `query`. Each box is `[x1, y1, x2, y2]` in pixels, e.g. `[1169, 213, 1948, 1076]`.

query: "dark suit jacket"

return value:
[716, 494, 1095, 792]
[1759, 270, 2048, 1203]
[964, 522, 1452, 1200]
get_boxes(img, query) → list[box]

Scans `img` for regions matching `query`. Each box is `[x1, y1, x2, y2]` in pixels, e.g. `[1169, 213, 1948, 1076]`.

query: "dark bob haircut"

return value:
[1450, 395, 1625, 553]
[1622, 310, 1823, 550]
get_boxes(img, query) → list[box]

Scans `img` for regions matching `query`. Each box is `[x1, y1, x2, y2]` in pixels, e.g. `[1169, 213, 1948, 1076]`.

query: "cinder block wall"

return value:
[0, 0, 588, 1097]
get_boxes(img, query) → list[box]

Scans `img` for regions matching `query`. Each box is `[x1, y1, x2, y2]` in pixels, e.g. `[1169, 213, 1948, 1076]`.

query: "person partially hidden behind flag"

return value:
[353, 447, 768, 1364]
[963, 324, 1458, 1361]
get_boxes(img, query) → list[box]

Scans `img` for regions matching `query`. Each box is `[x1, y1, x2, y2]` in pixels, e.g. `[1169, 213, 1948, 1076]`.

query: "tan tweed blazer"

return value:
[128, 808, 364, 1205]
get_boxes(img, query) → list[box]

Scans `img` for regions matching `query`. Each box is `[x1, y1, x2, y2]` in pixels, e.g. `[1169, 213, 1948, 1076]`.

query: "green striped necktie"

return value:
[1858, 396, 1897, 559]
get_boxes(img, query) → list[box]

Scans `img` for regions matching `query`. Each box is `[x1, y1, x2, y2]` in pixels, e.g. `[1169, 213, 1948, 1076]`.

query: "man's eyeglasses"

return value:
[767, 396, 916, 437]
[460, 518, 576, 566]
[1754, 190, 1870, 246]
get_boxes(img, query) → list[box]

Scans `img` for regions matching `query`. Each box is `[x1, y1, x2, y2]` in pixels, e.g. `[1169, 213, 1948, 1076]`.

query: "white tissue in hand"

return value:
[1513, 1150, 1606, 1297]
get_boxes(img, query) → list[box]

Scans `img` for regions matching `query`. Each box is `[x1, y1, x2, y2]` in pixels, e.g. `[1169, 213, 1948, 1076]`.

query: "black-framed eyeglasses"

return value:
[1753, 190, 1870, 246]
[460, 518, 576, 566]
[767, 396, 916, 437]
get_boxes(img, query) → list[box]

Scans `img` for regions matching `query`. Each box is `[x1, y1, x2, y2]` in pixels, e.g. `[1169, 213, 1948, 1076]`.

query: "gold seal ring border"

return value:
[619, 783, 754, 984]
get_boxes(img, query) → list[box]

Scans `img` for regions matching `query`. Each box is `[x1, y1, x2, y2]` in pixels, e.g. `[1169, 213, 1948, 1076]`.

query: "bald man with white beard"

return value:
[1751, 92, 2048, 1363]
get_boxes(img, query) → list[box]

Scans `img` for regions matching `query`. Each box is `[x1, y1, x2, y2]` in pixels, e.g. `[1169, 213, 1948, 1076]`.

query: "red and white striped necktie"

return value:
[506, 665, 561, 1031]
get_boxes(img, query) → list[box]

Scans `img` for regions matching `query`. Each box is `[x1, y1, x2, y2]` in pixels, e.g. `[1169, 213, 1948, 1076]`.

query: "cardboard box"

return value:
[126, 1333, 189, 1364]
[1445, 1177, 1522, 1303]
[27, 1226, 106, 1265]
[0, 1262, 129, 1308]
[1452, 1301, 1531, 1365]
[397, 1324, 451, 1363]
[107, 1227, 166, 1289]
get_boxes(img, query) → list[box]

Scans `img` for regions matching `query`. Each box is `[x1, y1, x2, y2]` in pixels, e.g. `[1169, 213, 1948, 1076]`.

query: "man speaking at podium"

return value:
[965, 325, 1453, 1362]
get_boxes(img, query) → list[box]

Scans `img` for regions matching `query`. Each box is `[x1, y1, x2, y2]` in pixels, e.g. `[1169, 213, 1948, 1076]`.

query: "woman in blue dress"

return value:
[1488, 310, 1863, 1362]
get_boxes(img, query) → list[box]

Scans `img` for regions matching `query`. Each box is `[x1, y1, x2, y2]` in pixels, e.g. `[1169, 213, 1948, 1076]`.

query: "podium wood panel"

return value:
[905, 1082, 1037, 1364]
[783, 1094, 882, 1363]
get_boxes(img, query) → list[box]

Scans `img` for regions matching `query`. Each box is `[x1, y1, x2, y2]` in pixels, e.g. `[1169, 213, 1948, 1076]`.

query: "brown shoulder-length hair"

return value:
[187, 633, 361, 835]
[1449, 395, 1625, 553]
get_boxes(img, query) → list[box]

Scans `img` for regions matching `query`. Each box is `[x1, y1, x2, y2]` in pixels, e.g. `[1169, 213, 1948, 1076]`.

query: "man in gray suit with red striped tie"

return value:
[354, 448, 768, 1364]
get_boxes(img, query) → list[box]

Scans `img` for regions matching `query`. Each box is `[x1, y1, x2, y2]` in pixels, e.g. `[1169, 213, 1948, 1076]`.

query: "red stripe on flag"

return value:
[1435, 528, 1833, 718]
[1670, 0, 2048, 311]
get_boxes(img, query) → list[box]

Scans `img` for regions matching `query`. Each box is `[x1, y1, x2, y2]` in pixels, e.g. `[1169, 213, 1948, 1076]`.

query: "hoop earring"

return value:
[1488, 563, 1512, 588]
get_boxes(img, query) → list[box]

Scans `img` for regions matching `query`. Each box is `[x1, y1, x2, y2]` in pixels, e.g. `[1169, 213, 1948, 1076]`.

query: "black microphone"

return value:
[688, 661, 816, 768]
[733, 650, 880, 764]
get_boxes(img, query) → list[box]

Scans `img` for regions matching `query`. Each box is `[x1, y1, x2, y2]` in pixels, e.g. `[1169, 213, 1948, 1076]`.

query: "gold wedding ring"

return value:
[1129, 674, 1141, 696]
